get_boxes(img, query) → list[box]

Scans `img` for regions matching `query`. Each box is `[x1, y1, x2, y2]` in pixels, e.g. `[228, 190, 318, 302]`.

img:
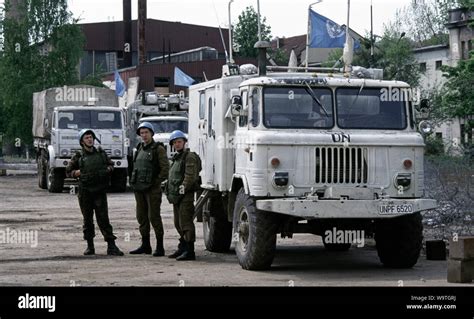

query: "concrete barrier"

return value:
[448, 237, 474, 283]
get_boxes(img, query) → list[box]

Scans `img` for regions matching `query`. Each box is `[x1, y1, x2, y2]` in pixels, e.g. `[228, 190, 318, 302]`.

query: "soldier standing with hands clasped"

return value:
[66, 129, 124, 256]
[129, 122, 169, 256]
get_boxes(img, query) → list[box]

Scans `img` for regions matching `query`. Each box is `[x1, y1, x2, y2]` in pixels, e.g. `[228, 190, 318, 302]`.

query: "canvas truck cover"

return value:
[32, 85, 119, 139]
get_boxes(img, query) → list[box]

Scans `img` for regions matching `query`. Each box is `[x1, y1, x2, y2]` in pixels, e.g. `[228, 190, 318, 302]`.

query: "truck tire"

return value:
[203, 195, 232, 252]
[47, 166, 65, 193]
[375, 213, 423, 268]
[111, 168, 127, 192]
[37, 151, 47, 189]
[233, 188, 279, 270]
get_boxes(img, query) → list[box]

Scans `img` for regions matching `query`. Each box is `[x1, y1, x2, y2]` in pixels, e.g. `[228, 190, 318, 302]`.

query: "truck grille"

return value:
[315, 147, 368, 184]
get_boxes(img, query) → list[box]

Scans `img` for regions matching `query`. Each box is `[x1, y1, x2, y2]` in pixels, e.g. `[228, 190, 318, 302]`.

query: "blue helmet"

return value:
[136, 122, 155, 135]
[169, 130, 187, 145]
[78, 129, 99, 145]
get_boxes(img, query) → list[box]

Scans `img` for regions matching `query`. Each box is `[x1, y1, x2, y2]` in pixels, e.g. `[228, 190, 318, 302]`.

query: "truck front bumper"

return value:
[256, 197, 437, 219]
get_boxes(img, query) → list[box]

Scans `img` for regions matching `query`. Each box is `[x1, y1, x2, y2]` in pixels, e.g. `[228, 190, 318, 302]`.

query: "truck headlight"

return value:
[394, 173, 411, 190]
[113, 149, 122, 157]
[273, 172, 289, 188]
[60, 149, 69, 157]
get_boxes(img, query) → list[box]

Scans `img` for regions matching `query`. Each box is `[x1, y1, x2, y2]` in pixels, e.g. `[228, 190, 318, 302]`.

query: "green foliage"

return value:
[396, 0, 463, 47]
[351, 27, 421, 86]
[321, 48, 343, 68]
[440, 51, 474, 122]
[425, 136, 445, 155]
[0, 0, 84, 145]
[233, 6, 271, 58]
[268, 48, 289, 66]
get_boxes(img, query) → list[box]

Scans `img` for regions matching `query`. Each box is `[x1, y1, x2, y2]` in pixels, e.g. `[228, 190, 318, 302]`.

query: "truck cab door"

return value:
[235, 89, 249, 173]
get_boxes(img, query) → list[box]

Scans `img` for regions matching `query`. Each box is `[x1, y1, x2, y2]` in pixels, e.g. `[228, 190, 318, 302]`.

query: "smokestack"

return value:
[254, 41, 270, 76]
[123, 0, 132, 67]
[138, 0, 147, 65]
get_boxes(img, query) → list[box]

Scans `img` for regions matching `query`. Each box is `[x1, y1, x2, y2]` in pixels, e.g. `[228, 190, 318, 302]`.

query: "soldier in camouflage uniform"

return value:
[166, 130, 201, 261]
[129, 122, 169, 256]
[66, 129, 124, 256]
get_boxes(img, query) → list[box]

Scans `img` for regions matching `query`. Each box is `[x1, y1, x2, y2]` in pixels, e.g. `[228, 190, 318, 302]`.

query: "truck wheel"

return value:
[203, 195, 232, 252]
[47, 166, 65, 193]
[111, 168, 127, 192]
[37, 151, 47, 189]
[233, 188, 279, 270]
[375, 213, 423, 268]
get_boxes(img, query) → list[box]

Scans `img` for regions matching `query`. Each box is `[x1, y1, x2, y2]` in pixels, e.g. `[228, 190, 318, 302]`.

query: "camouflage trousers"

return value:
[78, 190, 117, 242]
[134, 186, 164, 238]
[173, 193, 195, 242]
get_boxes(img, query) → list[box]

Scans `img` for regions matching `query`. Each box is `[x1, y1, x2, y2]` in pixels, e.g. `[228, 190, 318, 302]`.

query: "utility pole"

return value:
[228, 0, 234, 63]
[123, 0, 132, 67]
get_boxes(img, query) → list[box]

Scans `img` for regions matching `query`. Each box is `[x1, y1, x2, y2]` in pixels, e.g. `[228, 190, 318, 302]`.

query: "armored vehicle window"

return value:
[148, 120, 188, 134]
[336, 88, 407, 130]
[199, 92, 205, 120]
[263, 87, 333, 129]
[208, 97, 213, 137]
[239, 90, 248, 127]
[251, 88, 260, 127]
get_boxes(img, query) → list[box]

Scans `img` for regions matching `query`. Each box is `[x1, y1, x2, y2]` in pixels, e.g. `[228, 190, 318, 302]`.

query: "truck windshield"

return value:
[148, 120, 188, 133]
[336, 88, 407, 130]
[263, 87, 333, 128]
[58, 110, 122, 129]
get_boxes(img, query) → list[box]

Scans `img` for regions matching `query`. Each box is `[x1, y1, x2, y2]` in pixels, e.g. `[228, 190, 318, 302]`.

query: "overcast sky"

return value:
[66, 0, 413, 38]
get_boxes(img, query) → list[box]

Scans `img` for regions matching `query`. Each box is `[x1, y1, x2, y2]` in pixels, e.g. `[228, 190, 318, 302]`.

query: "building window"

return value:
[419, 62, 426, 72]
[435, 60, 443, 70]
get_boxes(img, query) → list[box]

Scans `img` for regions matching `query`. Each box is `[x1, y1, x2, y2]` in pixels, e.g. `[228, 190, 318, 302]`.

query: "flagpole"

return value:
[306, 1, 322, 70]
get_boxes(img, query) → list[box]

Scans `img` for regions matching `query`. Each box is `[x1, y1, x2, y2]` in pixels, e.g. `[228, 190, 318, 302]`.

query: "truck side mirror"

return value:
[44, 118, 49, 129]
[230, 95, 243, 117]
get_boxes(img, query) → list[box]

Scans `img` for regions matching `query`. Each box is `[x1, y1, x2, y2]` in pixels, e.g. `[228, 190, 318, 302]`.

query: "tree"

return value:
[439, 2, 474, 135]
[233, 6, 271, 58]
[395, 0, 468, 47]
[0, 0, 84, 146]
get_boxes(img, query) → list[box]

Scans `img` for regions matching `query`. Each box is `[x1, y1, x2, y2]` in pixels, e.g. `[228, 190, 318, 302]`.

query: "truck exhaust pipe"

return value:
[254, 41, 271, 77]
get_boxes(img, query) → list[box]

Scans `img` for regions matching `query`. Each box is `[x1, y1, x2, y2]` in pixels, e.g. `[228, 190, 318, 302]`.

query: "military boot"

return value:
[152, 235, 165, 257]
[83, 239, 95, 255]
[176, 241, 196, 261]
[129, 236, 152, 254]
[107, 240, 124, 256]
[168, 238, 185, 258]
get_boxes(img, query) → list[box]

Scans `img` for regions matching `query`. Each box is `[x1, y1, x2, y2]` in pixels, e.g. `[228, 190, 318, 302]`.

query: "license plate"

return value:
[379, 204, 414, 215]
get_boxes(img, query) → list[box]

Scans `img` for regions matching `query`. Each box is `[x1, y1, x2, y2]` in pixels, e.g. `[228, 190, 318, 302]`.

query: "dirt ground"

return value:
[0, 172, 471, 287]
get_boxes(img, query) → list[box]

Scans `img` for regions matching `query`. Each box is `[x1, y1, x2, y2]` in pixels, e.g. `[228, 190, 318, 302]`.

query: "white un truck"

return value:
[188, 42, 437, 270]
[33, 85, 129, 193]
